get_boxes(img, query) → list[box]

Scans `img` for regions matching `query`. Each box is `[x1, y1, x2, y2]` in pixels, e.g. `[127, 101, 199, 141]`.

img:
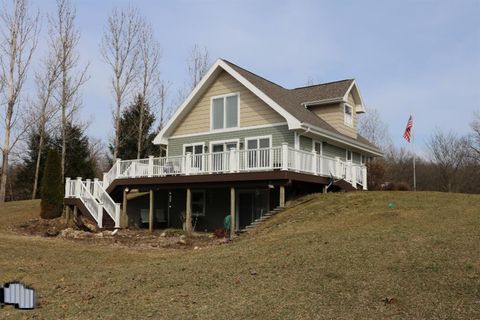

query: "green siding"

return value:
[299, 136, 312, 151]
[323, 142, 346, 160]
[168, 125, 294, 156]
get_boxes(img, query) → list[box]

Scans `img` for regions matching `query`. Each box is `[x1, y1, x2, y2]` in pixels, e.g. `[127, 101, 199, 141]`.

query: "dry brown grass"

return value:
[0, 192, 479, 319]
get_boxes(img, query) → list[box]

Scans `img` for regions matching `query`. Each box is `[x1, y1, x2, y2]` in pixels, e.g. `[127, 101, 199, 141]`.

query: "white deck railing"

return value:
[65, 178, 120, 227]
[65, 143, 367, 226]
[101, 143, 367, 189]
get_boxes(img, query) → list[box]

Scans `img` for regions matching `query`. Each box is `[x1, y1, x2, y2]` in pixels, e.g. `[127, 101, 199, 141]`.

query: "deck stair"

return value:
[241, 206, 286, 233]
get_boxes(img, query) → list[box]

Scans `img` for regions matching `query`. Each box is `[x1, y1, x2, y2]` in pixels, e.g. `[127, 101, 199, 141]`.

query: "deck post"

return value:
[323, 185, 328, 194]
[97, 205, 103, 228]
[230, 187, 236, 238]
[76, 177, 82, 197]
[148, 155, 154, 177]
[312, 151, 318, 175]
[121, 188, 128, 228]
[65, 177, 70, 197]
[85, 179, 91, 194]
[279, 185, 285, 208]
[362, 167, 368, 190]
[281, 143, 288, 171]
[116, 158, 121, 178]
[114, 204, 121, 228]
[185, 152, 192, 175]
[93, 178, 99, 198]
[335, 157, 341, 178]
[186, 188, 192, 236]
[102, 173, 108, 188]
[229, 148, 236, 173]
[149, 190, 154, 233]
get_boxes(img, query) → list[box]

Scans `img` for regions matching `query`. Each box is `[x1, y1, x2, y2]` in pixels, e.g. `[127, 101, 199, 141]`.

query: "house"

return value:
[64, 59, 382, 235]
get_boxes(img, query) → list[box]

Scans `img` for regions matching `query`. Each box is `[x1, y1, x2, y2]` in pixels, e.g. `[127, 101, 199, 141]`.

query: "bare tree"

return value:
[0, 0, 39, 202]
[158, 79, 171, 131]
[50, 0, 89, 180]
[136, 19, 160, 159]
[426, 129, 470, 192]
[470, 111, 480, 159]
[29, 46, 61, 199]
[357, 107, 393, 153]
[187, 44, 210, 90]
[101, 7, 141, 160]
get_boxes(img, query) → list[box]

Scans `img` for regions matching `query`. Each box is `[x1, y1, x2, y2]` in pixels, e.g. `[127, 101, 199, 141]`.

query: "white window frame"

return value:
[209, 139, 240, 153]
[183, 142, 205, 155]
[245, 135, 272, 169]
[361, 154, 367, 165]
[346, 149, 353, 162]
[312, 140, 323, 156]
[191, 190, 206, 216]
[245, 135, 272, 150]
[344, 103, 353, 127]
[210, 92, 240, 132]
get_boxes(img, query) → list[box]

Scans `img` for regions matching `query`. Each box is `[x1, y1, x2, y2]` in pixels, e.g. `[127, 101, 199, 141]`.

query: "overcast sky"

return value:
[31, 0, 480, 151]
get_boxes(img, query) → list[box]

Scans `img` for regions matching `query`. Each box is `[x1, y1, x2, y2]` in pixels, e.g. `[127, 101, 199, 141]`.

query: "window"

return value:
[184, 143, 204, 170]
[346, 149, 352, 162]
[313, 141, 322, 155]
[245, 136, 271, 168]
[361, 155, 367, 165]
[191, 191, 205, 216]
[210, 140, 239, 171]
[344, 104, 353, 127]
[211, 94, 239, 130]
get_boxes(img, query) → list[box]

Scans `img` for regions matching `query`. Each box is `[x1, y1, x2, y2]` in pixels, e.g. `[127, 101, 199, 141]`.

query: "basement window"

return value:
[344, 104, 353, 127]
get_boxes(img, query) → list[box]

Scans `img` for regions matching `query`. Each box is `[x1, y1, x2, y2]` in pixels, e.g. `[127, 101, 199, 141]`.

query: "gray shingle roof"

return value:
[221, 59, 379, 152]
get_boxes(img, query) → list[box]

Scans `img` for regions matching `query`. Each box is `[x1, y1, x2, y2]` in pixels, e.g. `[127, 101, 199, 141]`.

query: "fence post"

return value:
[185, 152, 192, 175]
[148, 155, 154, 177]
[362, 166, 368, 190]
[281, 143, 289, 171]
[65, 177, 71, 197]
[312, 151, 318, 175]
[116, 158, 121, 178]
[230, 148, 237, 173]
[76, 177, 82, 197]
[335, 157, 341, 178]
[97, 205, 103, 228]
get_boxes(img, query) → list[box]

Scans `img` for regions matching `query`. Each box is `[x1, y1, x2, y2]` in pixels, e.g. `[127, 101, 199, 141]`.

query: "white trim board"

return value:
[168, 122, 288, 140]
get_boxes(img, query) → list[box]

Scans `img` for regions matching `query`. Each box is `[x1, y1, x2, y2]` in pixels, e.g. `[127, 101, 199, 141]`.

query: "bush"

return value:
[40, 150, 63, 219]
[396, 182, 411, 191]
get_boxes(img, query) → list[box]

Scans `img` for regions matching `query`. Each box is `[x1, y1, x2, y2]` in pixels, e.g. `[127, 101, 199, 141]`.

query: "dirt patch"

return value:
[12, 218, 228, 250]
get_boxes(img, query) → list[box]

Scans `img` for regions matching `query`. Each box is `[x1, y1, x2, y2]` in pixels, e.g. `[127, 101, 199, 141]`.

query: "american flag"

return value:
[403, 115, 413, 142]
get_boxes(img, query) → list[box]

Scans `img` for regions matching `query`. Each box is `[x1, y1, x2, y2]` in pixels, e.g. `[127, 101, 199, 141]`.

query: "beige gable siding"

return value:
[309, 102, 357, 139]
[172, 71, 285, 136]
[348, 93, 356, 106]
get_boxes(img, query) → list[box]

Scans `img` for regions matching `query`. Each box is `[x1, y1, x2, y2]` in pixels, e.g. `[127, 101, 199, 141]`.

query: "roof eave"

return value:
[300, 123, 383, 157]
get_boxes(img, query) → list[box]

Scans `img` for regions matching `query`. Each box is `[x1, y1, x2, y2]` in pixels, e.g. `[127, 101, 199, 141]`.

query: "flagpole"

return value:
[412, 115, 416, 191]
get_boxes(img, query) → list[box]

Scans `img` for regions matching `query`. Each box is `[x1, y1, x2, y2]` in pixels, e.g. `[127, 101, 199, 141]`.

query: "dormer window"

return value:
[344, 104, 353, 127]
[211, 93, 239, 130]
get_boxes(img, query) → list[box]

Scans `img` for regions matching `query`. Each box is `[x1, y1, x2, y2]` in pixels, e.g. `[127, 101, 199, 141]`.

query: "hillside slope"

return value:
[0, 192, 479, 319]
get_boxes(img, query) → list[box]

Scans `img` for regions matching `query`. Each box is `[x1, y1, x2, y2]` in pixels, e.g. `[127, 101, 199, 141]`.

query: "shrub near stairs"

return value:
[40, 150, 63, 219]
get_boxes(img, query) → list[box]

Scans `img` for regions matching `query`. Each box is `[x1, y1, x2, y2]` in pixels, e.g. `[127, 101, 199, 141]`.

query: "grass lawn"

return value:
[0, 192, 479, 319]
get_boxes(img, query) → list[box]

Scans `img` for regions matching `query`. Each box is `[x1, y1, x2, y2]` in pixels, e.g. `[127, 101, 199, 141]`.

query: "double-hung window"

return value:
[191, 191, 205, 216]
[344, 104, 353, 127]
[212, 93, 239, 130]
